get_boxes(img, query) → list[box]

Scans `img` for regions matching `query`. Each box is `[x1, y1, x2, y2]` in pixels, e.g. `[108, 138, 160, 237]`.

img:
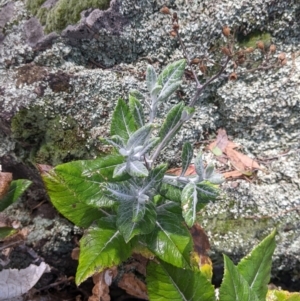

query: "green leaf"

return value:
[157, 59, 186, 102]
[141, 164, 168, 195]
[196, 181, 219, 204]
[219, 255, 259, 301]
[181, 142, 193, 177]
[159, 102, 184, 141]
[0, 227, 17, 239]
[237, 229, 276, 301]
[159, 182, 182, 203]
[194, 152, 204, 181]
[117, 200, 156, 243]
[147, 260, 216, 301]
[41, 155, 126, 228]
[126, 124, 153, 151]
[146, 65, 157, 93]
[76, 216, 133, 285]
[0, 179, 32, 212]
[110, 99, 136, 142]
[129, 94, 145, 128]
[142, 202, 192, 268]
[127, 160, 149, 177]
[181, 182, 197, 227]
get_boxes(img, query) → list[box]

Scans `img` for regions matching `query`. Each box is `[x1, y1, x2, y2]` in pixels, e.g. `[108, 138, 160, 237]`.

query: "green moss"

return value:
[237, 30, 272, 49]
[11, 106, 92, 165]
[26, 0, 111, 33]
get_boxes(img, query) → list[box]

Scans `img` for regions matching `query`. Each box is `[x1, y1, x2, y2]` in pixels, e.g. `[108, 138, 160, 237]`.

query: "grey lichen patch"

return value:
[26, 0, 111, 33]
[11, 106, 92, 165]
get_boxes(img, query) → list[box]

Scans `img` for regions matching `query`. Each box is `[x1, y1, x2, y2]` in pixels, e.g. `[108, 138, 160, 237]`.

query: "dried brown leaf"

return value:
[118, 273, 148, 300]
[0, 172, 13, 199]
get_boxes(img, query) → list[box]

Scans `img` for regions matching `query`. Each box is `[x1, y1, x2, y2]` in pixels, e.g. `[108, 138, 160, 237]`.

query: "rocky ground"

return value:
[0, 0, 299, 299]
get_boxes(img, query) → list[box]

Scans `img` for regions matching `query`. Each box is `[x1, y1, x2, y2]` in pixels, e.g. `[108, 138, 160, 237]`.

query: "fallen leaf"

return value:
[118, 273, 148, 300]
[0, 172, 13, 200]
[208, 129, 262, 178]
[0, 262, 50, 300]
[89, 271, 110, 301]
[166, 164, 196, 176]
[36, 164, 54, 175]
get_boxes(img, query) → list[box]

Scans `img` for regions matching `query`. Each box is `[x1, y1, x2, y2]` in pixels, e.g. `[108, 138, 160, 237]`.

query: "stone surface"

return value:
[0, 0, 299, 287]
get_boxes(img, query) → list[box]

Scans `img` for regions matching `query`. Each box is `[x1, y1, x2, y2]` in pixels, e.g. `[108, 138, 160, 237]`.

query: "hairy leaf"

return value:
[181, 142, 193, 177]
[117, 200, 156, 243]
[0, 180, 32, 212]
[138, 137, 160, 156]
[195, 152, 204, 181]
[195, 181, 219, 203]
[147, 260, 216, 301]
[110, 99, 136, 142]
[41, 156, 126, 228]
[237, 229, 276, 301]
[157, 59, 186, 102]
[159, 102, 184, 141]
[159, 182, 183, 203]
[76, 217, 133, 285]
[142, 202, 192, 268]
[104, 182, 136, 203]
[181, 182, 198, 227]
[113, 162, 127, 178]
[126, 124, 153, 151]
[151, 84, 162, 98]
[140, 164, 168, 196]
[127, 160, 149, 177]
[157, 80, 182, 102]
[129, 94, 145, 128]
[219, 255, 259, 301]
[146, 65, 157, 93]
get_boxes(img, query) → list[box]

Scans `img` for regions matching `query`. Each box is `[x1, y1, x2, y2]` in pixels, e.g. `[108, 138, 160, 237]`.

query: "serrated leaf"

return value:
[157, 59, 186, 102]
[181, 142, 193, 177]
[117, 200, 156, 243]
[127, 160, 149, 177]
[110, 99, 136, 142]
[237, 229, 276, 301]
[219, 255, 259, 301]
[147, 260, 216, 301]
[41, 156, 126, 228]
[159, 102, 184, 141]
[195, 152, 204, 181]
[146, 65, 157, 93]
[129, 94, 145, 128]
[0, 179, 32, 212]
[126, 124, 153, 151]
[76, 217, 133, 285]
[181, 182, 198, 227]
[142, 202, 192, 268]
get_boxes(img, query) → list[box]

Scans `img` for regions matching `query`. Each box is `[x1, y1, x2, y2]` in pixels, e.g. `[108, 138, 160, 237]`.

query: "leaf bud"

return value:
[229, 72, 237, 81]
[160, 6, 170, 14]
[172, 23, 180, 31]
[173, 12, 178, 20]
[170, 30, 177, 37]
[191, 58, 201, 64]
[281, 58, 287, 66]
[199, 64, 207, 74]
[244, 47, 254, 53]
[237, 57, 245, 64]
[269, 44, 276, 53]
[278, 52, 286, 61]
[222, 26, 230, 37]
[221, 47, 231, 56]
[256, 41, 265, 50]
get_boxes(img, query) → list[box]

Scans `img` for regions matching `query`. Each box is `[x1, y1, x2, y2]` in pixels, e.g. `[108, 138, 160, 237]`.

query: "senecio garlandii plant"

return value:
[40, 12, 282, 301]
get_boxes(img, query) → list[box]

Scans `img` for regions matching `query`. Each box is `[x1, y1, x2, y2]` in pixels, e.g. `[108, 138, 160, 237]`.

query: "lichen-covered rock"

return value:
[0, 0, 299, 286]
